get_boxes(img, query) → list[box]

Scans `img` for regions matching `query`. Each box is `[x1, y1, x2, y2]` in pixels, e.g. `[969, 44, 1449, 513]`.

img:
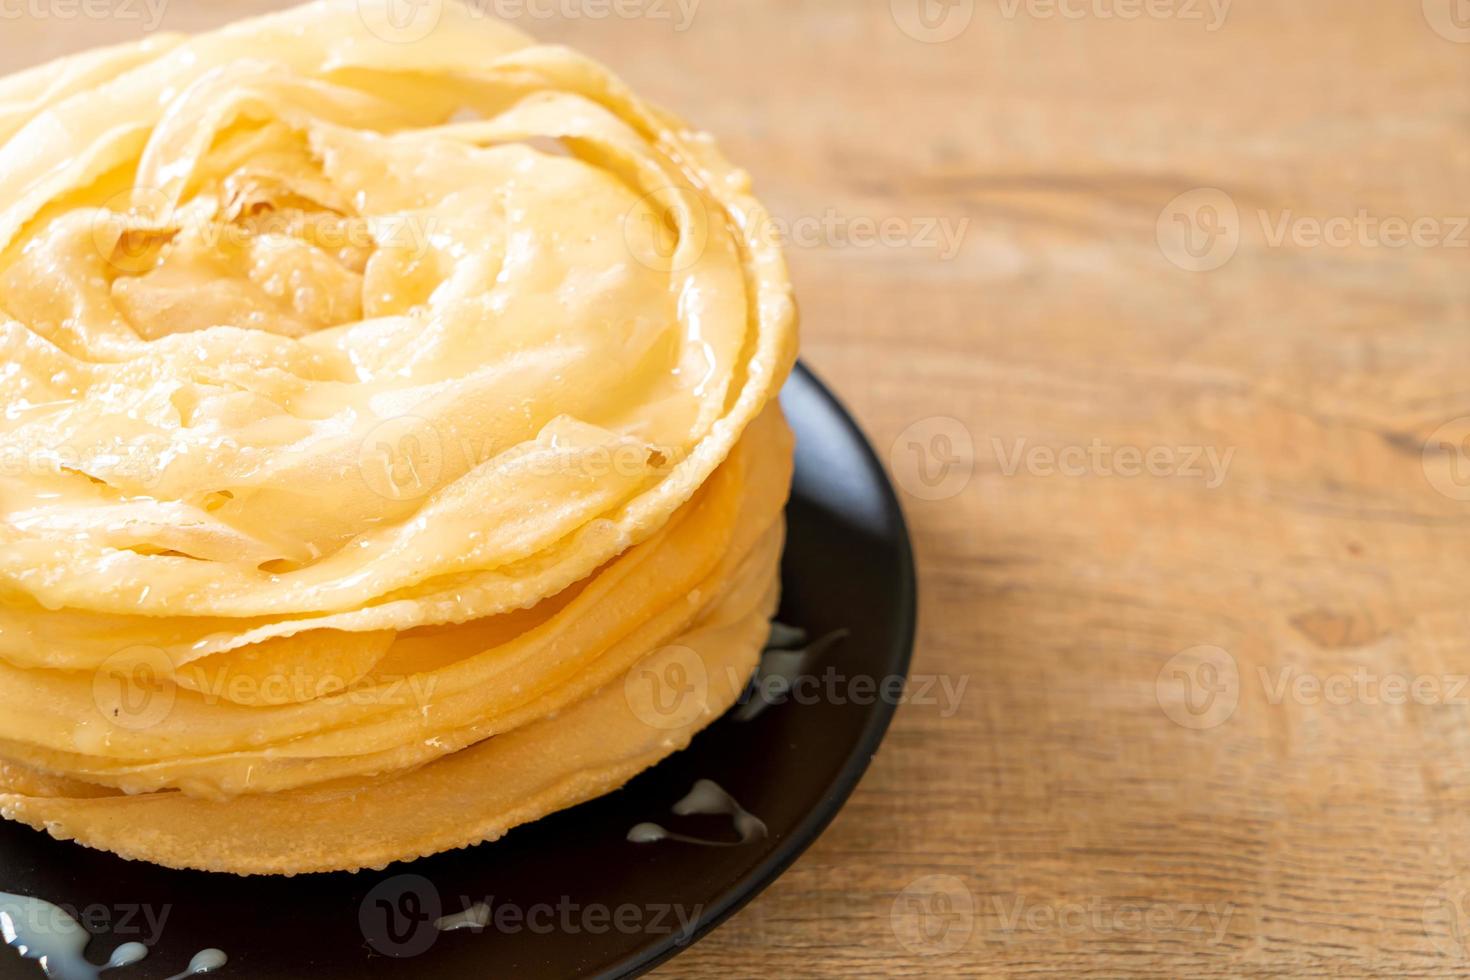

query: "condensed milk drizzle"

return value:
[734, 624, 849, 722]
[627, 779, 767, 847]
[0, 892, 226, 980]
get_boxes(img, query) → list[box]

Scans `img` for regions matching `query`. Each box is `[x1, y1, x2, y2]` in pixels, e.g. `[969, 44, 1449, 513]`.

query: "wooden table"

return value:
[7, 1, 1470, 974]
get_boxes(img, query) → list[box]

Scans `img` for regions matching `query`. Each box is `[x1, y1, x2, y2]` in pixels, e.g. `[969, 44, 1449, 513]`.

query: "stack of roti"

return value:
[0, 0, 796, 874]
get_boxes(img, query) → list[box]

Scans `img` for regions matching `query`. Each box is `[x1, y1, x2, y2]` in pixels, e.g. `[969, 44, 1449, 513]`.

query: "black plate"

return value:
[0, 362, 916, 980]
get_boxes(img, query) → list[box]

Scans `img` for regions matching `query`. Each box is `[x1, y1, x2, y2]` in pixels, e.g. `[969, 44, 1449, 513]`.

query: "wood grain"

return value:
[6, 1, 1470, 974]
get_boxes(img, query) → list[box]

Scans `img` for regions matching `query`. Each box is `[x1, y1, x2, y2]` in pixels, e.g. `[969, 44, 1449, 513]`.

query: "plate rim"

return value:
[598, 360, 919, 979]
